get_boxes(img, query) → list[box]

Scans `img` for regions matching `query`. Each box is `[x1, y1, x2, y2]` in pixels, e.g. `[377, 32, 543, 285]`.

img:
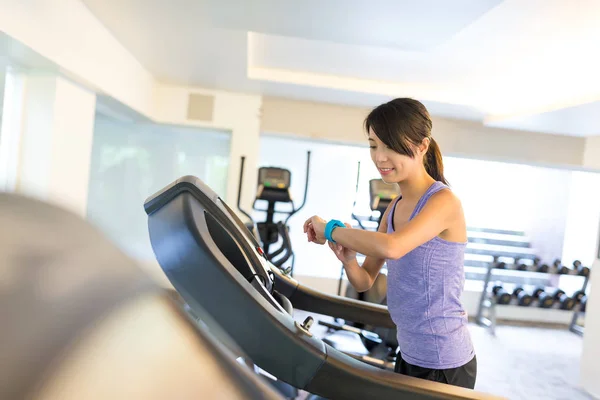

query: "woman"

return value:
[304, 98, 477, 389]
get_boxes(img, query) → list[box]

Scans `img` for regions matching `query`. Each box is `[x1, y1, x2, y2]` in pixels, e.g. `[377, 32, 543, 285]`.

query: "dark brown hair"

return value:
[364, 98, 448, 185]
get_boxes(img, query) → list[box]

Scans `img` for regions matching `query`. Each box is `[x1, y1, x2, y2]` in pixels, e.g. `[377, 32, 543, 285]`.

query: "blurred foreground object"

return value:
[0, 193, 281, 400]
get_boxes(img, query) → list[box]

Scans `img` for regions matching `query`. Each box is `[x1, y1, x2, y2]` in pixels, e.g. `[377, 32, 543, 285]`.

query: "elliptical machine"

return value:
[237, 151, 311, 276]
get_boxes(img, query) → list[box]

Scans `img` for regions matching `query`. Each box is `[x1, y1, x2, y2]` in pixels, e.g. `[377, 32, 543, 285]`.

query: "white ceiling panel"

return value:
[81, 0, 600, 136]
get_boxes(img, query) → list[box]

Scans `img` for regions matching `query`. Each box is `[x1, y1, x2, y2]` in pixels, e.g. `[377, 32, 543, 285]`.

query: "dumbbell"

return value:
[553, 259, 571, 275]
[512, 287, 533, 306]
[494, 261, 507, 269]
[580, 296, 587, 313]
[534, 258, 549, 273]
[552, 289, 576, 310]
[491, 284, 512, 305]
[514, 258, 528, 271]
[537, 263, 550, 273]
[572, 290, 586, 304]
[533, 287, 554, 308]
[573, 260, 590, 277]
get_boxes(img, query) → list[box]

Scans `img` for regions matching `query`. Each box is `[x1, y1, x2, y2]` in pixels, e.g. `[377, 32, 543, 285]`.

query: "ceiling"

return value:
[81, 0, 600, 136]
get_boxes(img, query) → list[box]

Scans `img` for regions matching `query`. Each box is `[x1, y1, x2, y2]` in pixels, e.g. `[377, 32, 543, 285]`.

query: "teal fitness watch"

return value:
[325, 220, 345, 243]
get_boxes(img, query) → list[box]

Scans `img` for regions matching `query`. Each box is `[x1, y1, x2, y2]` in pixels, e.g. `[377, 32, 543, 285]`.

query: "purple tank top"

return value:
[386, 181, 474, 369]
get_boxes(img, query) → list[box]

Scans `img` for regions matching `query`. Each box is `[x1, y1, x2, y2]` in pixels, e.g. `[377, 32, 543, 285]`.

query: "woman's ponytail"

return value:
[424, 137, 448, 185]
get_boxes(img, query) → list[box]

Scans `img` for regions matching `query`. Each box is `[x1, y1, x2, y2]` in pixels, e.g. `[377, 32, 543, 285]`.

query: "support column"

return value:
[581, 259, 600, 398]
[0, 67, 26, 192]
[580, 135, 600, 398]
[14, 74, 96, 216]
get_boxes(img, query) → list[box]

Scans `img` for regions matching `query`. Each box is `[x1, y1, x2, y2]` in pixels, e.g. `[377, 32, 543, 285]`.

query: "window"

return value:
[87, 113, 231, 261]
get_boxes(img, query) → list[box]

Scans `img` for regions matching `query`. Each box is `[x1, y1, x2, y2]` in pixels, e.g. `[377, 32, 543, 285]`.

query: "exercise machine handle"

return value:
[285, 151, 311, 224]
[237, 156, 254, 222]
[350, 161, 367, 229]
[268, 223, 288, 260]
[318, 320, 383, 344]
[272, 222, 293, 275]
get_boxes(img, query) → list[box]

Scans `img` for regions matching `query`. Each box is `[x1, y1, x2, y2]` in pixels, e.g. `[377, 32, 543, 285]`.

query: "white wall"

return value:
[583, 135, 600, 169]
[153, 84, 262, 211]
[49, 77, 96, 215]
[446, 157, 572, 262]
[261, 96, 587, 168]
[18, 75, 59, 199]
[561, 172, 600, 267]
[0, 0, 155, 117]
[17, 75, 96, 217]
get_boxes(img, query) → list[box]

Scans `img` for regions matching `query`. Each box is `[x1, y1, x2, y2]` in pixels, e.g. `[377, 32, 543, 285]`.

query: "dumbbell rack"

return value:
[476, 261, 590, 335]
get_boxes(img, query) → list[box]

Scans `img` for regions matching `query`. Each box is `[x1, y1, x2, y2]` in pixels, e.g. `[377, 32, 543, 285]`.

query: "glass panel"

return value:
[87, 113, 231, 261]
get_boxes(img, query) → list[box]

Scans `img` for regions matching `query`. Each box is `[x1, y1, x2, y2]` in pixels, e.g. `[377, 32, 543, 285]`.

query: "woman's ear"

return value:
[418, 137, 430, 156]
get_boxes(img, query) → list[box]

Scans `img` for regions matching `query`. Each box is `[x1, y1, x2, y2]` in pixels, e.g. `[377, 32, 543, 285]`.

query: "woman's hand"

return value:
[303, 215, 327, 244]
[328, 223, 356, 263]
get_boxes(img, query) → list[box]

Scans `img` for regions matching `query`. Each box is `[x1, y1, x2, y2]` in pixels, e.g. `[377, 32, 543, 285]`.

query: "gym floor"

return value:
[469, 324, 591, 400]
[293, 311, 593, 400]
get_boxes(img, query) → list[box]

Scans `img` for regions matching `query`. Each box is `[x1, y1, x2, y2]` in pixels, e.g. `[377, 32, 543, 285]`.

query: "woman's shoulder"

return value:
[427, 185, 462, 212]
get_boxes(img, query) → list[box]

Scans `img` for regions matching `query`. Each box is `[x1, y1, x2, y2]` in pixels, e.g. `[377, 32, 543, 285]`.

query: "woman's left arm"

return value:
[310, 190, 461, 259]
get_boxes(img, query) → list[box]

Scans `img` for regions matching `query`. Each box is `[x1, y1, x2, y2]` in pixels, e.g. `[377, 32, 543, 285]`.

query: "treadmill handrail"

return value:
[270, 267, 396, 329]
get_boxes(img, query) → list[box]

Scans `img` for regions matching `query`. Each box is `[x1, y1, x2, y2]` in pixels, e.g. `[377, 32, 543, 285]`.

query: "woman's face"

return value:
[368, 131, 424, 184]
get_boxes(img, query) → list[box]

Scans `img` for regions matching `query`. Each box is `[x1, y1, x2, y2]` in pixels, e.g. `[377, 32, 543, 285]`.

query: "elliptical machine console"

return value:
[369, 179, 401, 218]
[351, 163, 401, 232]
[237, 152, 311, 276]
[257, 168, 292, 200]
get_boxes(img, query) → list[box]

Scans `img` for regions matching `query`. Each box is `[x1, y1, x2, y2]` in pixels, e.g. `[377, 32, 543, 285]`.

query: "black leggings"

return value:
[394, 354, 477, 389]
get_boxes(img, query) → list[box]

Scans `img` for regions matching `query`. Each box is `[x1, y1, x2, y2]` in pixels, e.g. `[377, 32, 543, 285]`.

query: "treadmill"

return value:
[0, 192, 282, 400]
[144, 176, 503, 400]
